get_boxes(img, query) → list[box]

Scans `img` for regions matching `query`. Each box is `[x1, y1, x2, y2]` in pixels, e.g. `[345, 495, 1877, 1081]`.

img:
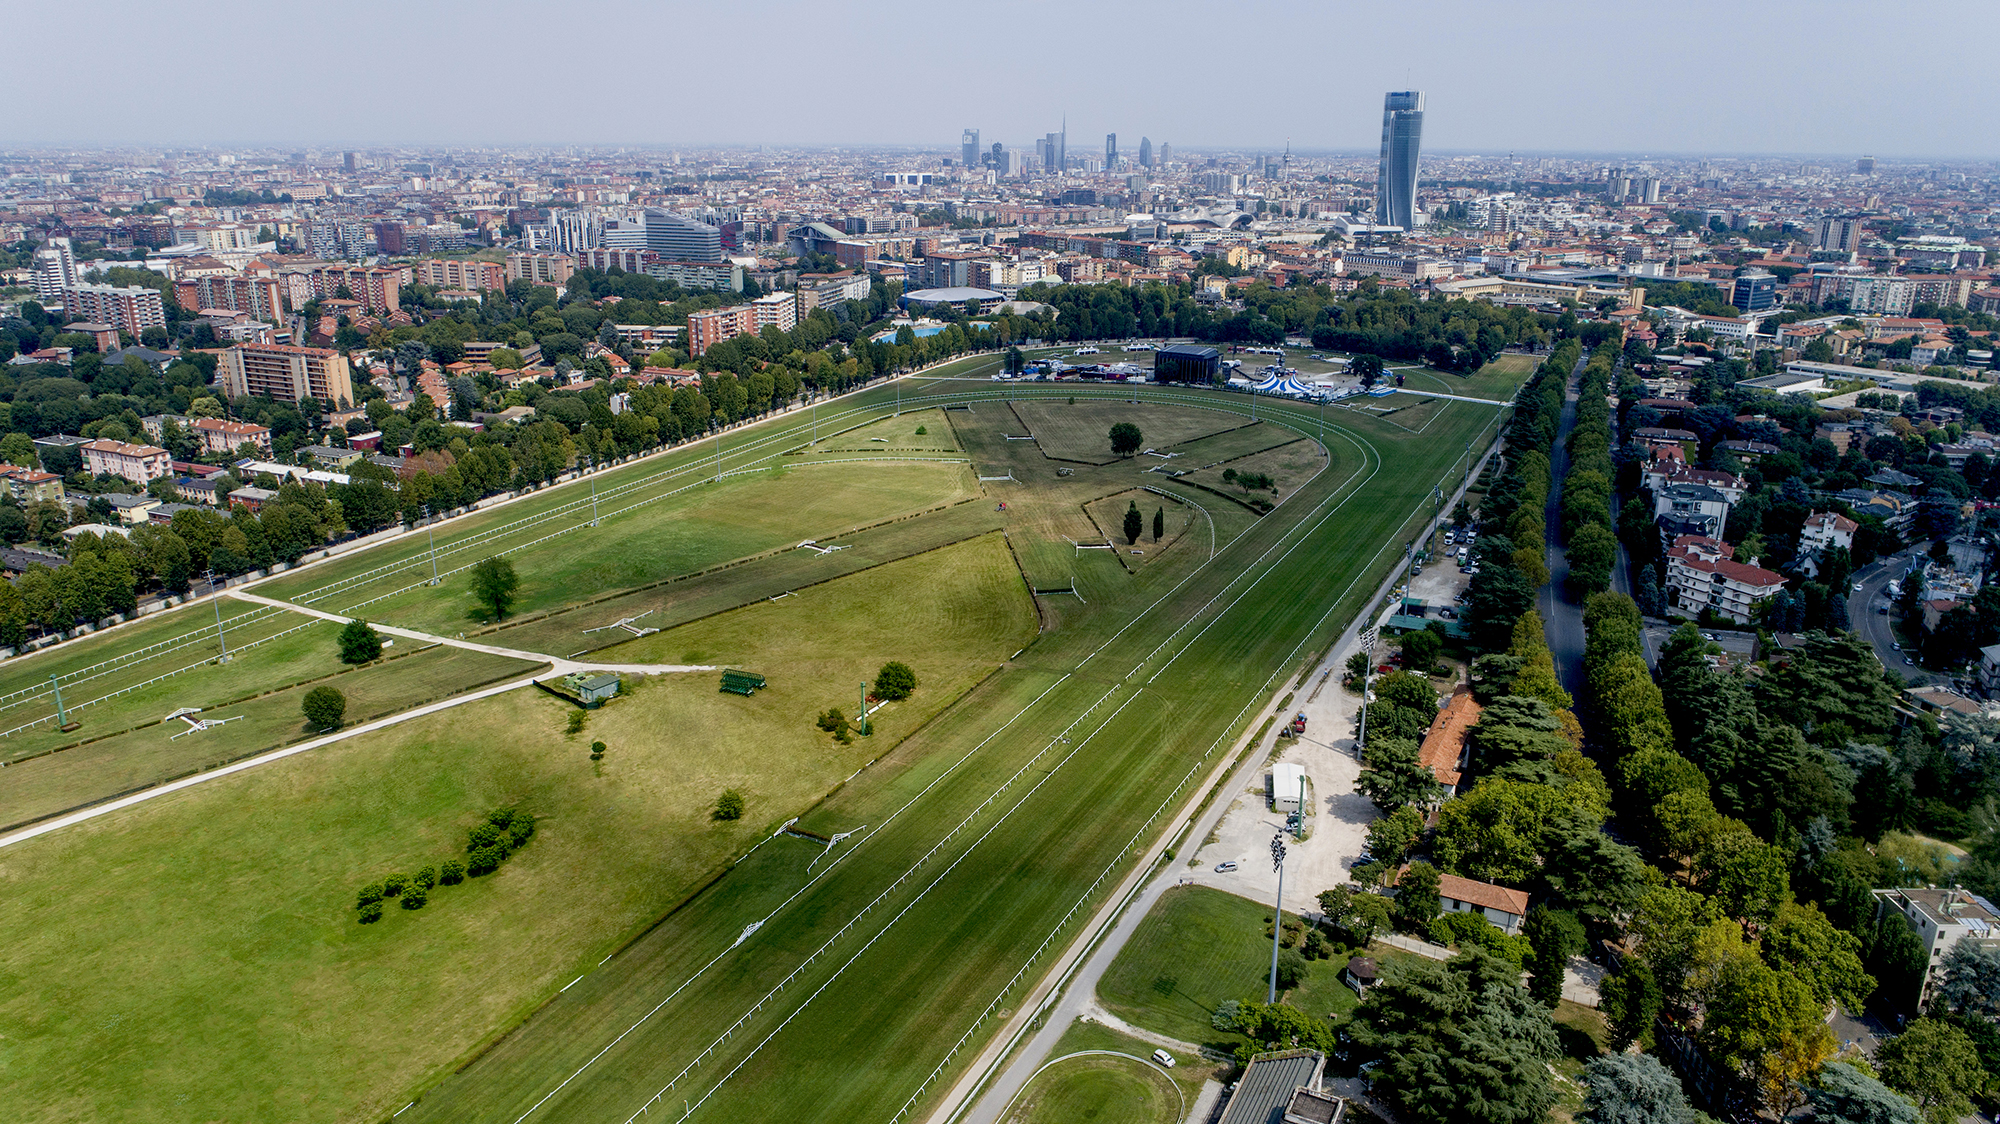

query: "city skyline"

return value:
[5, 0, 1996, 157]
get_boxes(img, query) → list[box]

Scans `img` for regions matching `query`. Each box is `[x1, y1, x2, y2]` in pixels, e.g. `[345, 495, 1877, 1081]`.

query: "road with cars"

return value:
[1848, 546, 1937, 686]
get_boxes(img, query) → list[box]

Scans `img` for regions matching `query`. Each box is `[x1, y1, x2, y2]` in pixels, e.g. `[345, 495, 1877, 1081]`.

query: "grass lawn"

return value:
[0, 610, 335, 766]
[1010, 400, 1240, 464]
[1096, 886, 1355, 1048]
[1081, 490, 1195, 570]
[0, 534, 1037, 1124]
[1001, 1042, 1181, 1124]
[0, 644, 542, 830]
[1046, 1018, 1223, 1105]
[1179, 439, 1327, 504]
[793, 407, 961, 455]
[286, 460, 980, 635]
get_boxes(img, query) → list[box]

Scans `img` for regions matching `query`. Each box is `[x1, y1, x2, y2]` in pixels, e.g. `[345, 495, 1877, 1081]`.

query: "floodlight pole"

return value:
[588, 455, 600, 526]
[714, 426, 721, 482]
[207, 568, 230, 662]
[1268, 833, 1287, 1003]
[427, 523, 439, 585]
[858, 683, 870, 736]
[49, 674, 67, 727]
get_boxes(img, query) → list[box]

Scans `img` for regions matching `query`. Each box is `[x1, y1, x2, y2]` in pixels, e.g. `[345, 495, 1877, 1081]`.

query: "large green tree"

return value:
[1875, 1018, 1983, 1124]
[1806, 1063, 1921, 1124]
[468, 556, 520, 620]
[1577, 1053, 1696, 1124]
[1346, 950, 1559, 1124]
[1356, 736, 1443, 810]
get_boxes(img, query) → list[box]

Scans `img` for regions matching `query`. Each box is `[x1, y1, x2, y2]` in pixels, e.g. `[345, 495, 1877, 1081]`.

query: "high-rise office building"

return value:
[961, 129, 979, 169]
[1139, 137, 1152, 168]
[1731, 270, 1778, 314]
[1158, 142, 1170, 166]
[31, 236, 76, 304]
[1374, 90, 1425, 230]
[1105, 134, 1117, 166]
[343, 151, 357, 173]
[1856, 155, 1875, 175]
[605, 208, 723, 263]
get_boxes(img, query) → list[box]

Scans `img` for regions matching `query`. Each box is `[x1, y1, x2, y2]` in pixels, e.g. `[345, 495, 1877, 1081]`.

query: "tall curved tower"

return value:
[1375, 90, 1425, 230]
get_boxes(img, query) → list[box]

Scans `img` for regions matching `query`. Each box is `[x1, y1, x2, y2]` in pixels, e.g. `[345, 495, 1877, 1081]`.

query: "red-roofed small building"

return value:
[1666, 535, 1786, 624]
[1416, 689, 1481, 799]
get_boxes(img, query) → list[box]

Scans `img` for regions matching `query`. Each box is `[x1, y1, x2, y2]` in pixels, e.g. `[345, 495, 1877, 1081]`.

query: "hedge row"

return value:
[352, 808, 536, 924]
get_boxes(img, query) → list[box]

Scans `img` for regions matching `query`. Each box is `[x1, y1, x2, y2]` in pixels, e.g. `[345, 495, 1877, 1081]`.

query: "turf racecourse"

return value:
[393, 365, 1520, 1123]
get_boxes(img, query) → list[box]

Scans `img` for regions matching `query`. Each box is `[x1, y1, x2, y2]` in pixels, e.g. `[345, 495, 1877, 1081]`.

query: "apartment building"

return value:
[307, 264, 403, 313]
[687, 305, 758, 356]
[797, 271, 871, 311]
[1874, 887, 2000, 1008]
[64, 283, 166, 337]
[608, 324, 684, 350]
[219, 343, 356, 405]
[506, 251, 576, 286]
[189, 417, 274, 456]
[1665, 535, 1786, 624]
[416, 258, 506, 292]
[83, 439, 173, 485]
[172, 274, 285, 320]
[750, 292, 797, 333]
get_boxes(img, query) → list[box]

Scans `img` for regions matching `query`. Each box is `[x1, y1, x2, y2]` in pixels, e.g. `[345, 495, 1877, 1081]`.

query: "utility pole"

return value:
[49, 674, 67, 728]
[207, 569, 230, 662]
[1267, 833, 1287, 1003]
[858, 682, 870, 736]
[587, 455, 600, 526]
[714, 426, 721, 482]
[426, 522, 439, 585]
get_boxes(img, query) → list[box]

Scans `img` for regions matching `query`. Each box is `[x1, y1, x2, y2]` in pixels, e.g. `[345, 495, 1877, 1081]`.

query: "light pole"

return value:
[426, 523, 439, 585]
[1267, 833, 1287, 1003]
[206, 568, 230, 662]
[587, 455, 600, 526]
[858, 682, 870, 736]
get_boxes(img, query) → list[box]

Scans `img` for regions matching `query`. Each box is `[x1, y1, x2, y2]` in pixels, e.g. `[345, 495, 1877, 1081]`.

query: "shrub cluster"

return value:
[353, 809, 535, 923]
[817, 707, 853, 743]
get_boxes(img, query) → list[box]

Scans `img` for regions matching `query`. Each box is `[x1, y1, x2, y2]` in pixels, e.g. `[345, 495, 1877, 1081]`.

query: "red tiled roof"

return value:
[1437, 872, 1530, 917]
[1417, 690, 1480, 788]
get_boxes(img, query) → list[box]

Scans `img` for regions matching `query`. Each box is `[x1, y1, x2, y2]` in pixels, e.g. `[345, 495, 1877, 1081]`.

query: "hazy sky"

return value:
[10, 0, 1996, 158]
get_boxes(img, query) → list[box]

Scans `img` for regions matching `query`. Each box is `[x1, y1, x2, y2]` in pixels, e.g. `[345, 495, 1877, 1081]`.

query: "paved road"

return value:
[1848, 547, 1934, 685]
[1539, 351, 1591, 698]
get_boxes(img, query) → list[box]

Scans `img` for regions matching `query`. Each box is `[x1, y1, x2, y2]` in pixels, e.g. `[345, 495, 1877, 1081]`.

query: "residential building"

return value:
[1814, 216, 1865, 254]
[219, 343, 355, 405]
[83, 438, 172, 485]
[31, 236, 77, 303]
[1665, 535, 1787, 624]
[64, 283, 166, 337]
[750, 291, 798, 333]
[797, 271, 870, 311]
[64, 322, 119, 352]
[686, 304, 758, 357]
[416, 258, 506, 292]
[1375, 91, 1425, 230]
[1653, 481, 1732, 540]
[0, 465, 65, 505]
[1437, 873, 1531, 935]
[307, 264, 403, 313]
[1980, 644, 2000, 696]
[1873, 887, 2000, 1008]
[505, 250, 575, 286]
[189, 417, 273, 456]
[172, 274, 285, 320]
[1800, 511, 1858, 553]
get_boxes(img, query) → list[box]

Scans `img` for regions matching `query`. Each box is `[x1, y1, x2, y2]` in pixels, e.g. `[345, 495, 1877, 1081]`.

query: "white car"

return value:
[1214, 860, 1238, 873]
[1152, 1049, 1177, 1068]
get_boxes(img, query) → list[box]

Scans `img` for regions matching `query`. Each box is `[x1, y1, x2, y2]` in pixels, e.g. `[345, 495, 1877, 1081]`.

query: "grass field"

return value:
[1179, 439, 1327, 503]
[0, 346, 1531, 1124]
[1045, 1019, 1221, 1104]
[0, 644, 542, 830]
[794, 407, 961, 456]
[1096, 886, 1359, 1049]
[1010, 400, 1239, 464]
[1080, 490, 1195, 570]
[1000, 1050, 1180, 1124]
[0, 535, 1036, 1124]
[259, 460, 979, 636]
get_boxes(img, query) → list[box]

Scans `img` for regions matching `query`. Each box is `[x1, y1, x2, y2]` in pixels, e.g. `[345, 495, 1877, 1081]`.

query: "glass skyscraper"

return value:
[1375, 91, 1425, 230]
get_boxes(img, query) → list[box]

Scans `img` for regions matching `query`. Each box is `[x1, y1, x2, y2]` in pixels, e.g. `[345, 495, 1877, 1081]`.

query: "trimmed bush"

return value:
[400, 885, 427, 910]
[358, 901, 383, 924]
[439, 860, 465, 885]
[415, 865, 437, 890]
[356, 882, 384, 909]
[383, 873, 408, 897]
[590, 740, 607, 760]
